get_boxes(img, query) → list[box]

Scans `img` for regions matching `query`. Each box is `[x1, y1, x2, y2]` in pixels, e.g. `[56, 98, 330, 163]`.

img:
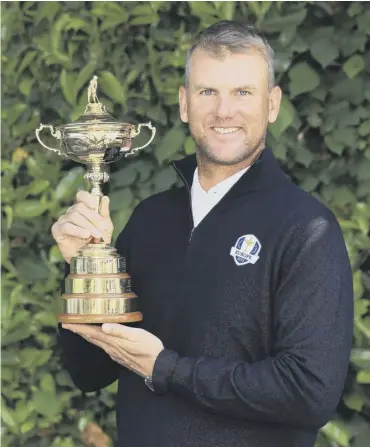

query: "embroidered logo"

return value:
[230, 234, 261, 266]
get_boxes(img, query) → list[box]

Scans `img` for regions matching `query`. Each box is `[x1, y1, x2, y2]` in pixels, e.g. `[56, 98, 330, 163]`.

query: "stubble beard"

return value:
[189, 125, 266, 167]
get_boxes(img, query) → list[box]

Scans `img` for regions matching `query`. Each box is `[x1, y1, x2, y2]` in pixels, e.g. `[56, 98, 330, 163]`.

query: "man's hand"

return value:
[52, 191, 113, 263]
[62, 323, 164, 377]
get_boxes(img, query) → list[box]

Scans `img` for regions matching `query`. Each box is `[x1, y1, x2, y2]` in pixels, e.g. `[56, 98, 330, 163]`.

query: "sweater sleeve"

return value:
[152, 216, 354, 430]
[57, 210, 137, 393]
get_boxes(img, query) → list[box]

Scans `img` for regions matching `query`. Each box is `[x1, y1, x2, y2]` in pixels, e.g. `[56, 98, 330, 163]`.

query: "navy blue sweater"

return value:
[59, 148, 353, 447]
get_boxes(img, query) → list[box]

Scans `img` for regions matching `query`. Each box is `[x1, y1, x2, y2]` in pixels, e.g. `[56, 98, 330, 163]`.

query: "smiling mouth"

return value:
[212, 127, 241, 134]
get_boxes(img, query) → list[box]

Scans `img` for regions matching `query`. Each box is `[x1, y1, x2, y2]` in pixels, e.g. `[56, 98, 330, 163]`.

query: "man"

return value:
[54, 21, 353, 447]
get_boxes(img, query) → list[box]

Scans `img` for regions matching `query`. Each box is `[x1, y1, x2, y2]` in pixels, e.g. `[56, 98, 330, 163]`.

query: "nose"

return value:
[214, 96, 234, 120]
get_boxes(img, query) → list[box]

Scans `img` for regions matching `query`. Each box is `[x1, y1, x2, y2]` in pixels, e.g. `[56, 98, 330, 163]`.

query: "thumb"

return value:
[100, 196, 110, 218]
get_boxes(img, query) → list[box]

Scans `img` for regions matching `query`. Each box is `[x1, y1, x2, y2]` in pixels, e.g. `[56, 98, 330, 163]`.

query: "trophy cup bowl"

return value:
[35, 76, 156, 324]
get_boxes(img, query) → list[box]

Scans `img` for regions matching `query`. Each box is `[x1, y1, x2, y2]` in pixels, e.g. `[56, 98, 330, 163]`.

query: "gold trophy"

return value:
[35, 76, 155, 324]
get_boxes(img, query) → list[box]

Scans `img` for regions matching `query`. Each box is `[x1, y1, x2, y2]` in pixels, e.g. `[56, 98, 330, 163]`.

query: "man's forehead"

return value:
[188, 48, 269, 87]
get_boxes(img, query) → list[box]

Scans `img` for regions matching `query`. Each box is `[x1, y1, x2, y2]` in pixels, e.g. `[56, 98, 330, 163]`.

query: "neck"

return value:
[196, 146, 264, 192]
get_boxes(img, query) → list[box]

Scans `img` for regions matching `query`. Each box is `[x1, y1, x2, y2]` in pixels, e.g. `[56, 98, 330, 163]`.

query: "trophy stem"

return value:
[84, 163, 109, 212]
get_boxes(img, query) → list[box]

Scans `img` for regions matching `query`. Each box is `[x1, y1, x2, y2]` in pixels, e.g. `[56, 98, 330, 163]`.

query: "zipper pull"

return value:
[188, 228, 195, 243]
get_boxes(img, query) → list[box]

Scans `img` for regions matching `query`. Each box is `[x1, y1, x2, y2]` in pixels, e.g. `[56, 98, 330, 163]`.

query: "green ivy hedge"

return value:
[2, 2, 370, 446]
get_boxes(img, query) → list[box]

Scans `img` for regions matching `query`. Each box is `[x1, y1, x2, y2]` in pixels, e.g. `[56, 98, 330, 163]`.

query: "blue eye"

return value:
[200, 89, 214, 96]
[238, 90, 251, 96]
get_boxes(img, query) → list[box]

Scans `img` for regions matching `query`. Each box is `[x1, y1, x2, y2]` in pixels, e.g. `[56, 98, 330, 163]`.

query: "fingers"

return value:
[56, 221, 92, 239]
[102, 323, 140, 341]
[66, 207, 103, 239]
[71, 202, 111, 238]
[76, 191, 102, 210]
[99, 196, 110, 218]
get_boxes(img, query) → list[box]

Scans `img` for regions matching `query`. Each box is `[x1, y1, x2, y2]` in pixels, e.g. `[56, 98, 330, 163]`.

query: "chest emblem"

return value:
[230, 234, 261, 266]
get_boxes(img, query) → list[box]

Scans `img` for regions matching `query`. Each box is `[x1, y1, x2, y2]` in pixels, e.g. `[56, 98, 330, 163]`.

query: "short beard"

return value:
[190, 128, 266, 167]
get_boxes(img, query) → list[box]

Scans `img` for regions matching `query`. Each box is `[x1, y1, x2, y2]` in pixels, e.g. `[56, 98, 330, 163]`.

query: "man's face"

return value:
[179, 48, 281, 166]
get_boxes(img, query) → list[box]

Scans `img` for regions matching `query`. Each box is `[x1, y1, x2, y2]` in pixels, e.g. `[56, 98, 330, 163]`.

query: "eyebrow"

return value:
[193, 85, 258, 92]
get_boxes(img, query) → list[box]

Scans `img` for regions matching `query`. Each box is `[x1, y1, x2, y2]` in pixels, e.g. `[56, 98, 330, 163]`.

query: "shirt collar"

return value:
[192, 165, 250, 197]
[172, 148, 288, 195]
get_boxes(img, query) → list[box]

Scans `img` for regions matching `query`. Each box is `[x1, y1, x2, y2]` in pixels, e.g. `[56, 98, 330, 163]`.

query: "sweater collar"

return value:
[172, 148, 288, 195]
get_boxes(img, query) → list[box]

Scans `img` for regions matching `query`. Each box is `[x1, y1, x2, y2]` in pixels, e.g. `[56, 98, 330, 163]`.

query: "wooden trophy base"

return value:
[57, 311, 143, 324]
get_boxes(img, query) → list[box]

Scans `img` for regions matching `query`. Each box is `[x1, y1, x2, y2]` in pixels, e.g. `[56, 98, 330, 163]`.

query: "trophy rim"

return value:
[59, 121, 136, 131]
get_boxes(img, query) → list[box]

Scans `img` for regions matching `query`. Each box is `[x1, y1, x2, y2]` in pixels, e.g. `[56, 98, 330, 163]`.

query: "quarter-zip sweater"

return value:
[59, 148, 353, 447]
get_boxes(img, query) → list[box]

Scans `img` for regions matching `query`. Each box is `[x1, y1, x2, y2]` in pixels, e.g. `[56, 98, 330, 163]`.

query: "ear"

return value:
[268, 86, 282, 124]
[179, 86, 188, 123]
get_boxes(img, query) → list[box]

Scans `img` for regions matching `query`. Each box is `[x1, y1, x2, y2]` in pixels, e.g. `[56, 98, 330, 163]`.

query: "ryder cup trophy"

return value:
[35, 76, 155, 324]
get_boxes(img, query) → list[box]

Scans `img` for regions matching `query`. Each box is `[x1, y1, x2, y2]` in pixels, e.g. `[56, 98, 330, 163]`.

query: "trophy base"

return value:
[58, 311, 143, 324]
[60, 242, 143, 325]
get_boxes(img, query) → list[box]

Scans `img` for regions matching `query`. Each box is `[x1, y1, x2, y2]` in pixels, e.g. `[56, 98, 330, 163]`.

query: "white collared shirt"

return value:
[191, 166, 250, 227]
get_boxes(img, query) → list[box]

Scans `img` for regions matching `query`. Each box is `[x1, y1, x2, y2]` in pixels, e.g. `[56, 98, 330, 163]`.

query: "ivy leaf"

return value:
[343, 55, 365, 79]
[269, 95, 296, 138]
[155, 127, 186, 164]
[99, 71, 125, 105]
[310, 38, 339, 68]
[60, 70, 77, 105]
[31, 390, 62, 417]
[13, 200, 48, 218]
[321, 421, 352, 447]
[289, 62, 320, 97]
[260, 8, 307, 32]
[55, 167, 85, 201]
[356, 369, 370, 384]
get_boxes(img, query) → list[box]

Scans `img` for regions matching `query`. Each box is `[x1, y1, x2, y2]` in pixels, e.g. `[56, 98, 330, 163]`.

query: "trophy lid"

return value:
[59, 76, 134, 131]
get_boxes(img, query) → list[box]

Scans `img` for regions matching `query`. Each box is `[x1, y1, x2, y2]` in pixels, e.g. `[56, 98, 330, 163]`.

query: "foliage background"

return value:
[1, 1, 370, 446]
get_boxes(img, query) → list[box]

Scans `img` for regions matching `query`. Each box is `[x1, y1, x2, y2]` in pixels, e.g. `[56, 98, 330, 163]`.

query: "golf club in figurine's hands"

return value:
[35, 76, 156, 324]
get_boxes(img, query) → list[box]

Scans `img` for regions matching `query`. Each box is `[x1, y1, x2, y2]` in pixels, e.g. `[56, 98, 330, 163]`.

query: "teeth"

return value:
[213, 127, 239, 134]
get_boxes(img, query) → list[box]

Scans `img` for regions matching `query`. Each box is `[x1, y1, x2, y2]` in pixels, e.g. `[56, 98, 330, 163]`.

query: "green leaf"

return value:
[310, 38, 339, 68]
[19, 348, 53, 369]
[75, 62, 97, 96]
[55, 167, 85, 201]
[343, 55, 365, 79]
[40, 374, 56, 393]
[32, 390, 62, 417]
[15, 257, 51, 283]
[260, 8, 307, 32]
[289, 62, 320, 97]
[321, 421, 352, 447]
[15, 51, 37, 81]
[351, 349, 370, 369]
[27, 179, 50, 195]
[343, 392, 365, 412]
[13, 200, 48, 218]
[356, 369, 370, 384]
[1, 351, 21, 366]
[184, 137, 196, 155]
[1, 401, 16, 428]
[155, 127, 186, 164]
[152, 166, 178, 193]
[248, 1, 272, 20]
[130, 15, 159, 26]
[19, 76, 34, 96]
[60, 70, 77, 105]
[112, 208, 133, 242]
[355, 317, 370, 340]
[98, 71, 125, 105]
[109, 188, 134, 212]
[269, 96, 295, 138]
[1, 326, 33, 346]
[130, 4, 154, 15]
[359, 121, 370, 137]
[189, 2, 217, 17]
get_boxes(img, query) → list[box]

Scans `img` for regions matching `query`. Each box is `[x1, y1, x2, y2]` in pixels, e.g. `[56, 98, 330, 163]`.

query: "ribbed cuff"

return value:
[152, 349, 179, 395]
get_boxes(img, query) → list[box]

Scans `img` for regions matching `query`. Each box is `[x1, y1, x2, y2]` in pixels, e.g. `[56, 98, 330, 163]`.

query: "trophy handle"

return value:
[35, 124, 65, 156]
[124, 122, 156, 158]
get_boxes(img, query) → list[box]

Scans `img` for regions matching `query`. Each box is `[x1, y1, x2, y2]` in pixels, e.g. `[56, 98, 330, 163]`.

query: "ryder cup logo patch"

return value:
[230, 235, 261, 266]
